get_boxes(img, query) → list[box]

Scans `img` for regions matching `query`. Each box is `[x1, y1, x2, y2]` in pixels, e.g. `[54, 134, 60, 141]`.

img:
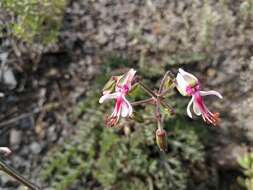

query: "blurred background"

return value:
[0, 0, 253, 189]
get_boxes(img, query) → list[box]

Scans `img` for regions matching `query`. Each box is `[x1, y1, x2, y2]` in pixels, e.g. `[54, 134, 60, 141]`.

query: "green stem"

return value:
[0, 158, 41, 190]
[137, 81, 157, 98]
[160, 101, 175, 115]
[155, 98, 163, 130]
[131, 98, 154, 106]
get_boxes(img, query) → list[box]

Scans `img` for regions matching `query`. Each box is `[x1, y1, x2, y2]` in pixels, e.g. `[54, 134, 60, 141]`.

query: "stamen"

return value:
[105, 115, 119, 127]
[203, 112, 220, 126]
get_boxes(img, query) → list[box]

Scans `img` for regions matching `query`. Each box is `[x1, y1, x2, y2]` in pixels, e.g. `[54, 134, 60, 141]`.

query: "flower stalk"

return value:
[131, 98, 154, 106]
[0, 158, 41, 190]
[137, 81, 157, 98]
[155, 98, 162, 130]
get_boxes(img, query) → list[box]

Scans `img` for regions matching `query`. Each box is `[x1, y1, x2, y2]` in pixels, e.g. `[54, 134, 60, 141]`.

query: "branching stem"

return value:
[131, 98, 154, 106]
[137, 81, 157, 98]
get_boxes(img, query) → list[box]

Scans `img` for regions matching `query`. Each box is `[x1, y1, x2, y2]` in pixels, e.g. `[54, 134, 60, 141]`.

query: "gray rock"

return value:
[0, 67, 17, 89]
[212, 143, 248, 169]
[29, 142, 42, 155]
[0, 172, 12, 186]
[10, 129, 22, 146]
[96, 31, 108, 45]
[115, 35, 127, 48]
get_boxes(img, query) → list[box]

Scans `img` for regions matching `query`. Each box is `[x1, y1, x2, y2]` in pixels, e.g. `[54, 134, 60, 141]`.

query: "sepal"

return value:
[156, 128, 168, 151]
[102, 76, 119, 94]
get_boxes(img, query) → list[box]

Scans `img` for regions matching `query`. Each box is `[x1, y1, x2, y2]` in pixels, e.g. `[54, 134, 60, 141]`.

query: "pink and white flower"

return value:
[0, 147, 11, 156]
[99, 69, 136, 127]
[176, 68, 223, 126]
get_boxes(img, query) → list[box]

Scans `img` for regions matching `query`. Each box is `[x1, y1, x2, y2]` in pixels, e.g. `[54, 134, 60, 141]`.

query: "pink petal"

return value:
[200, 90, 223, 99]
[113, 96, 123, 117]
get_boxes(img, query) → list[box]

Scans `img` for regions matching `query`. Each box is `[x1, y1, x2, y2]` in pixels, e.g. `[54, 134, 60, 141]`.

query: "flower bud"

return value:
[156, 128, 167, 151]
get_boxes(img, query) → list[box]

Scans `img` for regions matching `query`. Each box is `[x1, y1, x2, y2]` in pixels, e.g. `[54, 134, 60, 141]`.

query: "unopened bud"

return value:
[156, 128, 167, 151]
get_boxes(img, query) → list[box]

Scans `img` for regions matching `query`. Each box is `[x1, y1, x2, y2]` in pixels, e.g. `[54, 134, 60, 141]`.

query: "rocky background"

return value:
[0, 0, 253, 189]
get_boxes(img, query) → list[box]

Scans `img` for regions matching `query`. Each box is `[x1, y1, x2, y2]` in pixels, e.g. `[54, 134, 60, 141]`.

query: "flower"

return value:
[156, 128, 167, 151]
[176, 68, 223, 126]
[0, 147, 11, 156]
[99, 69, 136, 127]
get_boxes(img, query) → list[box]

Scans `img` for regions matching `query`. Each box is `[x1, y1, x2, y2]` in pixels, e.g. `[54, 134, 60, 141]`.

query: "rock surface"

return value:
[0, 0, 253, 189]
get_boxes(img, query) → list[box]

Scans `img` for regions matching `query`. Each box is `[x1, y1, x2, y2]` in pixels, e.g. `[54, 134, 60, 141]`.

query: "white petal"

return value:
[200, 90, 223, 99]
[187, 96, 194, 118]
[119, 68, 136, 86]
[121, 102, 129, 117]
[99, 92, 120, 103]
[0, 147, 11, 156]
[176, 73, 188, 96]
[176, 73, 187, 88]
[122, 95, 133, 117]
[125, 99, 133, 116]
[193, 102, 202, 116]
[179, 68, 198, 81]
[128, 68, 136, 78]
